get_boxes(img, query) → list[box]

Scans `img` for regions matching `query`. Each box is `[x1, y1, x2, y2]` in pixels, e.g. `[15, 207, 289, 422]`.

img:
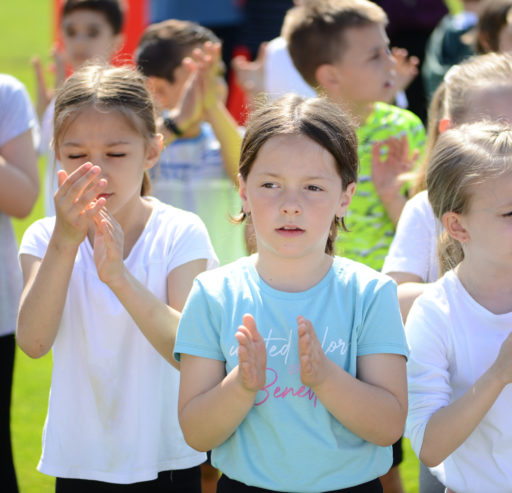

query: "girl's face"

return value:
[239, 134, 355, 263]
[56, 106, 160, 220]
[453, 171, 512, 270]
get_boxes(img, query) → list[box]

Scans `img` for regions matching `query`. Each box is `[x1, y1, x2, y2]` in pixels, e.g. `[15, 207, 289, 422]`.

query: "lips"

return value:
[276, 226, 305, 236]
[96, 193, 113, 200]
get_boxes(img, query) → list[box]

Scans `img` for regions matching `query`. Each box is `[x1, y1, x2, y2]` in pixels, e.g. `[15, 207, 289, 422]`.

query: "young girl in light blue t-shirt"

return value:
[175, 95, 409, 493]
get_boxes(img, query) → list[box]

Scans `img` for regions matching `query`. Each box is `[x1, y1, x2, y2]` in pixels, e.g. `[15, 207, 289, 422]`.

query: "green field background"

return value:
[2, 1, 463, 491]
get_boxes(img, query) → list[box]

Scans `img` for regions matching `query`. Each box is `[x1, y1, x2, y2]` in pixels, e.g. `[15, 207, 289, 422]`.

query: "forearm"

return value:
[205, 102, 242, 184]
[314, 359, 407, 446]
[379, 192, 407, 227]
[17, 239, 78, 358]
[420, 367, 505, 467]
[0, 157, 39, 218]
[108, 269, 181, 368]
[179, 364, 257, 451]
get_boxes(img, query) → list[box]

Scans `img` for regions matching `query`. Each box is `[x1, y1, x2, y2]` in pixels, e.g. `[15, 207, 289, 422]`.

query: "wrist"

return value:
[162, 110, 184, 137]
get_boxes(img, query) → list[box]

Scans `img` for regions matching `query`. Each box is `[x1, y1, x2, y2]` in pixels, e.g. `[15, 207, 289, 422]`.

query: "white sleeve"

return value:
[0, 74, 39, 147]
[19, 217, 55, 260]
[405, 290, 454, 458]
[383, 191, 438, 282]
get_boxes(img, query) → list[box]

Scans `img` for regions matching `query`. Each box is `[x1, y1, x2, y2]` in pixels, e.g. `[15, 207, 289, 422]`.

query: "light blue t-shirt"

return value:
[175, 255, 408, 492]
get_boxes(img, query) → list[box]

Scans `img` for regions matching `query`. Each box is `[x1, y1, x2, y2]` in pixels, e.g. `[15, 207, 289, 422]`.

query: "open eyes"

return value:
[260, 183, 324, 192]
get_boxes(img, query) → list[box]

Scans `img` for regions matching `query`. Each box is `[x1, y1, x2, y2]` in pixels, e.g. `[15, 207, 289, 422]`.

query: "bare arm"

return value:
[17, 163, 106, 358]
[387, 272, 427, 321]
[0, 129, 39, 218]
[420, 332, 512, 467]
[298, 316, 407, 446]
[93, 209, 207, 369]
[178, 313, 266, 451]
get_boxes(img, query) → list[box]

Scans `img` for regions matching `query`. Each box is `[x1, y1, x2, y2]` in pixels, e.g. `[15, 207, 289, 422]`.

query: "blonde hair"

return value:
[413, 52, 512, 194]
[53, 63, 157, 196]
[236, 94, 358, 255]
[427, 122, 512, 273]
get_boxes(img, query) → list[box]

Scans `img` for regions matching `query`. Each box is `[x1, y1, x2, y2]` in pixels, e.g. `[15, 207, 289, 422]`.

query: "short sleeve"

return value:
[166, 211, 219, 274]
[383, 192, 438, 282]
[357, 277, 409, 358]
[405, 295, 453, 457]
[19, 218, 55, 260]
[174, 276, 224, 362]
[0, 74, 38, 147]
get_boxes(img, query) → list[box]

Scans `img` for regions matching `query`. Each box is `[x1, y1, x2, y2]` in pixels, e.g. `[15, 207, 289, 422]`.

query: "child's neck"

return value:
[456, 259, 512, 315]
[254, 251, 333, 292]
[331, 96, 375, 126]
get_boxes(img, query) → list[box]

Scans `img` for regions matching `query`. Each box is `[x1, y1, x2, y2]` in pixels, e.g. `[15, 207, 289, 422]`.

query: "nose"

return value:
[280, 190, 302, 216]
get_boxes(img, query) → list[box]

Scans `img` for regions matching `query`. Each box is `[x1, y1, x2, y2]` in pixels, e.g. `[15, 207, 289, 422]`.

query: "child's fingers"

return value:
[241, 313, 260, 341]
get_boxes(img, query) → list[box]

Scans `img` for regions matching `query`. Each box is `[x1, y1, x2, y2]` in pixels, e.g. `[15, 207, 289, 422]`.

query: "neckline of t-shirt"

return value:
[448, 269, 512, 320]
[82, 197, 157, 264]
[244, 255, 338, 299]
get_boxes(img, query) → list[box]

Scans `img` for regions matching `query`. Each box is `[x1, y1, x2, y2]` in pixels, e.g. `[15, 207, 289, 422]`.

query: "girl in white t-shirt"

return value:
[16, 64, 217, 492]
[383, 52, 512, 320]
[406, 122, 512, 493]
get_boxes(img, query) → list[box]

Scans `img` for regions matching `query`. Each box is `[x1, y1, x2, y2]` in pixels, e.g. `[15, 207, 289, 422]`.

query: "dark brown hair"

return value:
[136, 19, 220, 83]
[237, 94, 358, 255]
[476, 0, 512, 54]
[54, 63, 157, 196]
[62, 0, 124, 34]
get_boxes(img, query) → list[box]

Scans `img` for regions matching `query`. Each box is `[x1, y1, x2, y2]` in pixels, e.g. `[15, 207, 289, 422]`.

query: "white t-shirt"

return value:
[382, 191, 440, 282]
[19, 198, 218, 483]
[406, 270, 512, 492]
[264, 36, 316, 101]
[0, 73, 39, 337]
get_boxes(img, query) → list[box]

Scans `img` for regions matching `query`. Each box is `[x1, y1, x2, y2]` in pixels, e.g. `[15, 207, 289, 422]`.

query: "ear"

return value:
[144, 134, 163, 171]
[238, 173, 250, 214]
[438, 117, 453, 134]
[315, 64, 340, 93]
[336, 181, 356, 218]
[441, 211, 470, 244]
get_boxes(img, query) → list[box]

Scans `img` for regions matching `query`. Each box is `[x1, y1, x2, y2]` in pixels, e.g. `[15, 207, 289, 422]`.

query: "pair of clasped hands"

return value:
[236, 313, 335, 394]
[54, 162, 125, 287]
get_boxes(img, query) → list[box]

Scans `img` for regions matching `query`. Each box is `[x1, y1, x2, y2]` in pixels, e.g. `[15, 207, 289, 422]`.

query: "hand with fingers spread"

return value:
[53, 162, 107, 247]
[371, 134, 418, 204]
[235, 313, 267, 393]
[297, 315, 331, 389]
[93, 208, 126, 286]
[190, 41, 223, 113]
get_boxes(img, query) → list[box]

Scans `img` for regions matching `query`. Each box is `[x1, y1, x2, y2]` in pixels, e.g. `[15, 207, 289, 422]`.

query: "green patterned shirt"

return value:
[335, 102, 426, 270]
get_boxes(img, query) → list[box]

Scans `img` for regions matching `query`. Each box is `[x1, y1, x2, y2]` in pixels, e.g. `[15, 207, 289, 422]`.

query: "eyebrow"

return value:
[256, 171, 331, 181]
[61, 140, 133, 147]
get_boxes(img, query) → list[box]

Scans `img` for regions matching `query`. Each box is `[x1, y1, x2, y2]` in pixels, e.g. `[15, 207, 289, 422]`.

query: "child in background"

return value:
[136, 19, 246, 265]
[16, 64, 217, 491]
[284, 0, 425, 272]
[0, 73, 39, 493]
[383, 52, 512, 320]
[476, 0, 512, 53]
[36, 0, 125, 216]
[175, 95, 408, 493]
[406, 122, 512, 493]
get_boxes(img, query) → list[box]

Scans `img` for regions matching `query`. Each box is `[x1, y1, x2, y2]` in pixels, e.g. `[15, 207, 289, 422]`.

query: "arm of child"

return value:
[419, 332, 512, 467]
[297, 315, 407, 446]
[196, 42, 242, 184]
[92, 208, 207, 369]
[386, 272, 428, 321]
[17, 163, 106, 358]
[0, 128, 39, 218]
[371, 135, 418, 226]
[178, 313, 267, 451]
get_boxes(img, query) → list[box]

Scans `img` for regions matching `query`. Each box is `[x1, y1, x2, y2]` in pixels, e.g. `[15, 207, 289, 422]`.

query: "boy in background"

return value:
[285, 1, 425, 492]
[136, 19, 246, 266]
[286, 0, 425, 273]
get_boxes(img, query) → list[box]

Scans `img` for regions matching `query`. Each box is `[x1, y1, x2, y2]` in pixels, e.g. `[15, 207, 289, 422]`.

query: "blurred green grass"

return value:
[2, 0, 468, 491]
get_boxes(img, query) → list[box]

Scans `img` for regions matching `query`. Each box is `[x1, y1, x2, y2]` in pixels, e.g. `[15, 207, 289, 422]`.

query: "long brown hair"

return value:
[236, 94, 358, 255]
